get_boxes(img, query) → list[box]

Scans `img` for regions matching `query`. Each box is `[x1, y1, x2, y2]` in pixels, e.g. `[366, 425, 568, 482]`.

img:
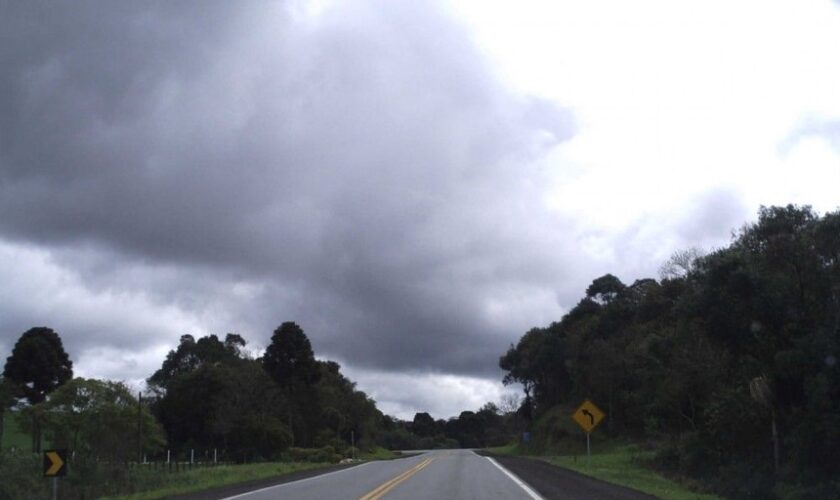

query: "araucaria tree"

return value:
[262, 322, 320, 389]
[262, 322, 321, 446]
[3, 326, 73, 451]
[3, 327, 73, 405]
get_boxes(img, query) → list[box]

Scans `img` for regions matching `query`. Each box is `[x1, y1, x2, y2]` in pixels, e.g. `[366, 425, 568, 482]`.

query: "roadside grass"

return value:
[487, 443, 720, 500]
[544, 445, 720, 500]
[484, 443, 520, 456]
[104, 447, 400, 499]
[2, 414, 26, 451]
[358, 446, 400, 460]
[102, 461, 335, 500]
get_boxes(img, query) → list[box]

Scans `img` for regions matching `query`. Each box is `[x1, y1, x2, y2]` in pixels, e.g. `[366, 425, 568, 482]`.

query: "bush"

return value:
[434, 438, 460, 449]
[714, 460, 774, 500]
[287, 447, 317, 461]
[652, 432, 715, 479]
[776, 480, 840, 500]
[309, 446, 342, 463]
[0, 452, 48, 500]
[286, 446, 342, 463]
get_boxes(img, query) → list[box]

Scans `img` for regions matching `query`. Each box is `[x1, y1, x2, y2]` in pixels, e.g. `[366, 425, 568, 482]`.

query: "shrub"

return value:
[0, 452, 48, 500]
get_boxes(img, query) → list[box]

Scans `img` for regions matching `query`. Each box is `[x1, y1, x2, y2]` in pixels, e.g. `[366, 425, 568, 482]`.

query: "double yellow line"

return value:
[359, 457, 435, 500]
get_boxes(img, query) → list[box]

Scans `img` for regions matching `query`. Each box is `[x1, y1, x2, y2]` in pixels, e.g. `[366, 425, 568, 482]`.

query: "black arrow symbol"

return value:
[582, 409, 595, 426]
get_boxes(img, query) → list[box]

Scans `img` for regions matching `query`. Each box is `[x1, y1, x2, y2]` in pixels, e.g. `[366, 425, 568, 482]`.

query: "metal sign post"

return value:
[586, 432, 591, 463]
[44, 449, 68, 500]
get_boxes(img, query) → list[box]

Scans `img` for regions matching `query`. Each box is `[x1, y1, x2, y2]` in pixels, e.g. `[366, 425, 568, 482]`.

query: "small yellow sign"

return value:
[43, 449, 67, 477]
[571, 399, 605, 433]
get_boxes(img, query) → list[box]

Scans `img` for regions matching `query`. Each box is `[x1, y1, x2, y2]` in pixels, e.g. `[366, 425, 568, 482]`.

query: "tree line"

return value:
[499, 205, 840, 499]
[1, 321, 517, 467]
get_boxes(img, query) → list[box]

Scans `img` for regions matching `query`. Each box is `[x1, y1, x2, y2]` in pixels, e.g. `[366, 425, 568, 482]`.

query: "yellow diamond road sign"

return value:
[572, 399, 605, 433]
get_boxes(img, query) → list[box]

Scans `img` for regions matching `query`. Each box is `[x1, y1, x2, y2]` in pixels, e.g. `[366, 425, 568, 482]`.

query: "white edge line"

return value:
[220, 461, 373, 500]
[485, 456, 545, 500]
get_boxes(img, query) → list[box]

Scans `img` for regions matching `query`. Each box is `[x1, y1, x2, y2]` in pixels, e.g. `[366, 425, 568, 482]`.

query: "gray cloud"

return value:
[0, 1, 577, 380]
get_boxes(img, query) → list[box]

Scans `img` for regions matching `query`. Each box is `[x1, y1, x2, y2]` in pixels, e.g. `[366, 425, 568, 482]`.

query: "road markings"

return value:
[485, 457, 544, 500]
[358, 457, 435, 500]
[220, 462, 372, 499]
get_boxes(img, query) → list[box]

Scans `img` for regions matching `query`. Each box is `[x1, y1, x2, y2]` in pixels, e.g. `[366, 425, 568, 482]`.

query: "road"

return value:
[221, 449, 541, 500]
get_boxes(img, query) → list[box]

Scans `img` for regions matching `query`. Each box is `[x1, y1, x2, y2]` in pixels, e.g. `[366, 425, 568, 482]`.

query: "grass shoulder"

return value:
[358, 446, 403, 460]
[103, 461, 333, 500]
[485, 442, 720, 500]
[104, 447, 402, 500]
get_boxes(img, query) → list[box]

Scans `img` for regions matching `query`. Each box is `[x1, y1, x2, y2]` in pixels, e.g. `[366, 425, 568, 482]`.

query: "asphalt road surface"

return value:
[215, 449, 652, 500]
[220, 450, 538, 499]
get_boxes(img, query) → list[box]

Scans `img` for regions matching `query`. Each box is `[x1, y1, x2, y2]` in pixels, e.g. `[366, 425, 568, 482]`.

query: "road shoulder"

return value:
[166, 462, 365, 500]
[474, 450, 655, 500]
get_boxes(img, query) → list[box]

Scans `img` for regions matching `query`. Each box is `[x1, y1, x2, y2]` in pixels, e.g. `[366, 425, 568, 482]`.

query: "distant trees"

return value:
[147, 333, 246, 394]
[379, 402, 513, 450]
[499, 205, 840, 498]
[149, 333, 294, 460]
[1, 320, 487, 465]
[148, 323, 384, 460]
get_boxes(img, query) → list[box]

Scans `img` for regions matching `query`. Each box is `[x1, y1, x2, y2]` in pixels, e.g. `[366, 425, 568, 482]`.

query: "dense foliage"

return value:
[3, 326, 73, 452]
[499, 205, 840, 498]
[377, 403, 514, 450]
[146, 325, 389, 461]
[3, 327, 74, 406]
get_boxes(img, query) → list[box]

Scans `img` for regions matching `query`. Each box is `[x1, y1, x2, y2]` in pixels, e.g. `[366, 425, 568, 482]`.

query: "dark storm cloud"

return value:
[0, 1, 576, 377]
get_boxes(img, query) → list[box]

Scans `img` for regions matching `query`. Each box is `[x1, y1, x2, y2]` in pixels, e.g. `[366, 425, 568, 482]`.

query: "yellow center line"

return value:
[358, 457, 436, 500]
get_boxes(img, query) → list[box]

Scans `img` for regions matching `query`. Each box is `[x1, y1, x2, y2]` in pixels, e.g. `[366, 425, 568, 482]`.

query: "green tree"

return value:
[262, 322, 320, 389]
[3, 327, 73, 452]
[0, 378, 15, 448]
[32, 378, 164, 462]
[585, 274, 626, 305]
[499, 205, 840, 496]
[411, 412, 436, 438]
[500, 326, 569, 414]
[3, 327, 73, 405]
[209, 361, 292, 461]
[314, 361, 381, 450]
[148, 333, 244, 393]
[262, 322, 321, 446]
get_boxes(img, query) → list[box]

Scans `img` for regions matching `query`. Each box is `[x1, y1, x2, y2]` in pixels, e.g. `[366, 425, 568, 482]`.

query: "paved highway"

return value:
[221, 449, 541, 500]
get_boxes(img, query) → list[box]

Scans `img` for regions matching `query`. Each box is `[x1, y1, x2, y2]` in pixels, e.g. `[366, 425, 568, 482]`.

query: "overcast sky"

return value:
[1, 0, 839, 419]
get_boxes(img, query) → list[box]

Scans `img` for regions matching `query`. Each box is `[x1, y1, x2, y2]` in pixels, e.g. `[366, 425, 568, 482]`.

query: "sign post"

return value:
[571, 399, 606, 462]
[44, 449, 68, 500]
